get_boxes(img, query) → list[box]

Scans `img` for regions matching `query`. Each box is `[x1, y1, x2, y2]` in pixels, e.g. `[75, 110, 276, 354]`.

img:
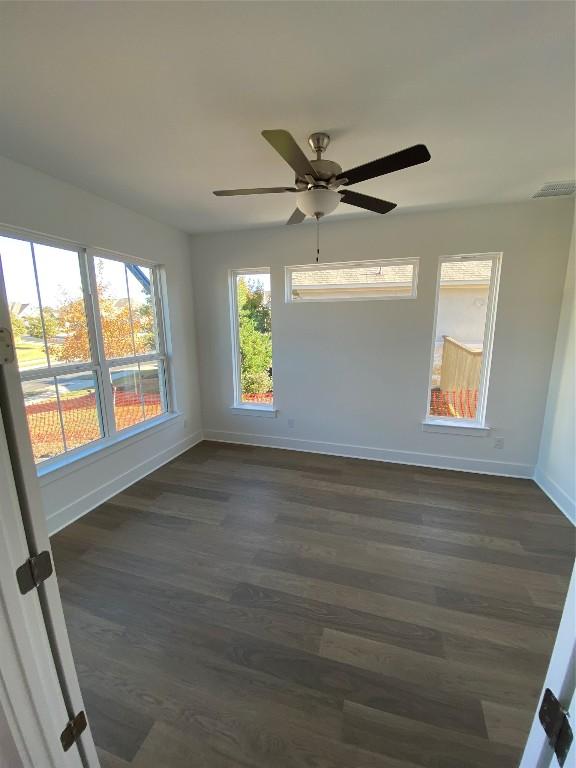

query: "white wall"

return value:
[0, 155, 202, 533]
[190, 199, 574, 477]
[535, 222, 575, 522]
[0, 701, 23, 768]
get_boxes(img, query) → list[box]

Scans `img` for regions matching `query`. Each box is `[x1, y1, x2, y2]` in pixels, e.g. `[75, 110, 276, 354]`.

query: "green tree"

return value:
[9, 311, 26, 339]
[237, 278, 272, 396]
[25, 308, 59, 340]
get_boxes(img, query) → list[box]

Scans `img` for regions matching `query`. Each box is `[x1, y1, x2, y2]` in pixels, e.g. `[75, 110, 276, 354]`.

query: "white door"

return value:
[520, 565, 575, 768]
[0, 311, 99, 763]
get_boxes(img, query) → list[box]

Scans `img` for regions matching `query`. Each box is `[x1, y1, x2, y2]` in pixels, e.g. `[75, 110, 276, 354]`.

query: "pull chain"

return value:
[315, 214, 320, 263]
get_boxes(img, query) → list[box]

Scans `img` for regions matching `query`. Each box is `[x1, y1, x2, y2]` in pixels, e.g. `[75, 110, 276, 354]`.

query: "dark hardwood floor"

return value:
[50, 441, 575, 768]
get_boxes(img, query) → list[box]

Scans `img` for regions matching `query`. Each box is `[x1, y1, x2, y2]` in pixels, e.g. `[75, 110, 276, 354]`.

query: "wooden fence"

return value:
[439, 335, 482, 393]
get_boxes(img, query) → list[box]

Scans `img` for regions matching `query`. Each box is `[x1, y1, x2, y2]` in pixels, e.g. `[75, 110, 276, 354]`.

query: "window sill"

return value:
[38, 411, 183, 484]
[230, 405, 278, 418]
[422, 419, 491, 436]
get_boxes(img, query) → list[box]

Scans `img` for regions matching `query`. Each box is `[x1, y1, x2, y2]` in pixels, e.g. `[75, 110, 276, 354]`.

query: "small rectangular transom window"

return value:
[285, 258, 419, 303]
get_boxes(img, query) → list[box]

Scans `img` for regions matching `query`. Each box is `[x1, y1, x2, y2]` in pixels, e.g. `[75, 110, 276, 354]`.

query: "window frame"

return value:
[424, 252, 502, 429]
[285, 257, 420, 303]
[0, 226, 174, 473]
[88, 248, 171, 437]
[229, 266, 275, 413]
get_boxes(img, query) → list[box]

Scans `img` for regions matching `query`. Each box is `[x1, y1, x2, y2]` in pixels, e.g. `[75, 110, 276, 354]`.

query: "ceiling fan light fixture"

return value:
[296, 188, 340, 219]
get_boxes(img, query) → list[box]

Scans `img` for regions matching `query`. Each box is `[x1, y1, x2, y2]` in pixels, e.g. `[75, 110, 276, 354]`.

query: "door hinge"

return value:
[539, 688, 573, 767]
[0, 326, 15, 364]
[16, 551, 53, 595]
[60, 710, 87, 752]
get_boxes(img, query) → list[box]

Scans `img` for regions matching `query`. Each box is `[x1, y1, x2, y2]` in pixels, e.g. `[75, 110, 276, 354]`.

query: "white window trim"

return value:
[229, 267, 275, 411]
[0, 226, 175, 474]
[230, 404, 277, 417]
[37, 410, 182, 482]
[285, 257, 419, 303]
[423, 251, 502, 430]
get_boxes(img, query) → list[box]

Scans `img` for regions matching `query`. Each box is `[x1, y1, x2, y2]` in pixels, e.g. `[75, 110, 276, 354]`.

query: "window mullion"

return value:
[152, 268, 172, 411]
[52, 377, 68, 453]
[123, 264, 138, 358]
[29, 242, 52, 367]
[86, 252, 117, 437]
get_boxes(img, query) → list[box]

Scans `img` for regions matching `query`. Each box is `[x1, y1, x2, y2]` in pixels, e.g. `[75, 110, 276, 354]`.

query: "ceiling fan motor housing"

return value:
[309, 158, 342, 182]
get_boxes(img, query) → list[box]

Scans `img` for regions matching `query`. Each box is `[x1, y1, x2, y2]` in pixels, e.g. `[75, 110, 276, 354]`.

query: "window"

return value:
[0, 233, 171, 466]
[285, 258, 419, 302]
[230, 268, 273, 408]
[426, 253, 501, 425]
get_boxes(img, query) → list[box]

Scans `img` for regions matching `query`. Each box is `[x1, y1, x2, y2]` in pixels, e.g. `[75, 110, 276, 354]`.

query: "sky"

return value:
[243, 273, 270, 291]
[0, 235, 147, 312]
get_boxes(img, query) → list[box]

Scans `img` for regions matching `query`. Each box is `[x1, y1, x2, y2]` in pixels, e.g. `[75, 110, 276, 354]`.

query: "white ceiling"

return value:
[0, 1, 574, 234]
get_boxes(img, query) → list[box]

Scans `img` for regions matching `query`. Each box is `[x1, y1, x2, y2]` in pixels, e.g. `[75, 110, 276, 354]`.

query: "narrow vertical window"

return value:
[427, 253, 501, 425]
[230, 269, 273, 408]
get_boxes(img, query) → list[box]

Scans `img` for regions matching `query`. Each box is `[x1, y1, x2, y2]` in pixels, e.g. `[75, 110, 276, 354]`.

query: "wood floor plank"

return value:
[96, 748, 130, 768]
[275, 509, 571, 575]
[481, 700, 534, 748]
[342, 700, 520, 768]
[234, 560, 558, 652]
[49, 441, 573, 768]
[230, 581, 445, 657]
[253, 550, 439, 605]
[319, 628, 540, 709]
[80, 687, 153, 762]
[435, 585, 561, 629]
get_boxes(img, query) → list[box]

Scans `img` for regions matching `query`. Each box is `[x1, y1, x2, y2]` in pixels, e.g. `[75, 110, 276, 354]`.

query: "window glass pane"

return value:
[94, 257, 136, 359]
[289, 260, 417, 301]
[22, 377, 65, 462]
[56, 371, 102, 451]
[110, 363, 145, 430]
[34, 244, 91, 366]
[127, 265, 157, 354]
[0, 236, 48, 370]
[235, 272, 273, 405]
[140, 360, 165, 419]
[429, 259, 494, 420]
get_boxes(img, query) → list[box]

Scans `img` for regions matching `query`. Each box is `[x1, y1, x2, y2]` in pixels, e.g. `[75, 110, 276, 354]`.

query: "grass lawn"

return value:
[15, 340, 47, 368]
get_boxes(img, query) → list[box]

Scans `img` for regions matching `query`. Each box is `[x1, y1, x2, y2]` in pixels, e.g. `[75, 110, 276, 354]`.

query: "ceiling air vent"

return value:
[533, 181, 576, 198]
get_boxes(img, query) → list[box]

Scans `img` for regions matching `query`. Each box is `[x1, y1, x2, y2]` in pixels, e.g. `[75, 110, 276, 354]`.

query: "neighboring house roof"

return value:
[9, 302, 29, 316]
[292, 264, 413, 288]
[440, 261, 492, 284]
[291, 261, 491, 289]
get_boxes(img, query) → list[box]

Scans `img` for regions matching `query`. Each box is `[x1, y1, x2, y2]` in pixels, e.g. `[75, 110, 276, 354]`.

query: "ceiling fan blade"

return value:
[339, 190, 396, 215]
[213, 187, 297, 196]
[262, 130, 318, 180]
[286, 208, 306, 225]
[338, 144, 431, 186]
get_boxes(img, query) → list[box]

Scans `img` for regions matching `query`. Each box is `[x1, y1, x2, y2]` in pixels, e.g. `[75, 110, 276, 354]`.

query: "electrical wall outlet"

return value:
[494, 437, 504, 449]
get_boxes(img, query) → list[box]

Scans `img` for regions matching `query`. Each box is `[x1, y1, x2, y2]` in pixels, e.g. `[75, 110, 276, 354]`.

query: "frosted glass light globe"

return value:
[296, 188, 340, 219]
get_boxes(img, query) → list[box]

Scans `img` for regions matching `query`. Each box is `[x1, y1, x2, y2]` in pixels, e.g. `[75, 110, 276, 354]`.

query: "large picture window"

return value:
[230, 268, 273, 408]
[0, 233, 171, 466]
[426, 253, 501, 425]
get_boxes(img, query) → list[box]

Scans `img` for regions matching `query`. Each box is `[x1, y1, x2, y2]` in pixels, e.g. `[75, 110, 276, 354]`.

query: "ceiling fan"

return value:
[213, 130, 431, 224]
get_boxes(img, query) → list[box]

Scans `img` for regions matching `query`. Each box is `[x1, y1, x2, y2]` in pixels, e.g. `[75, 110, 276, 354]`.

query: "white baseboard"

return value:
[46, 430, 203, 535]
[533, 466, 576, 525]
[203, 429, 534, 478]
